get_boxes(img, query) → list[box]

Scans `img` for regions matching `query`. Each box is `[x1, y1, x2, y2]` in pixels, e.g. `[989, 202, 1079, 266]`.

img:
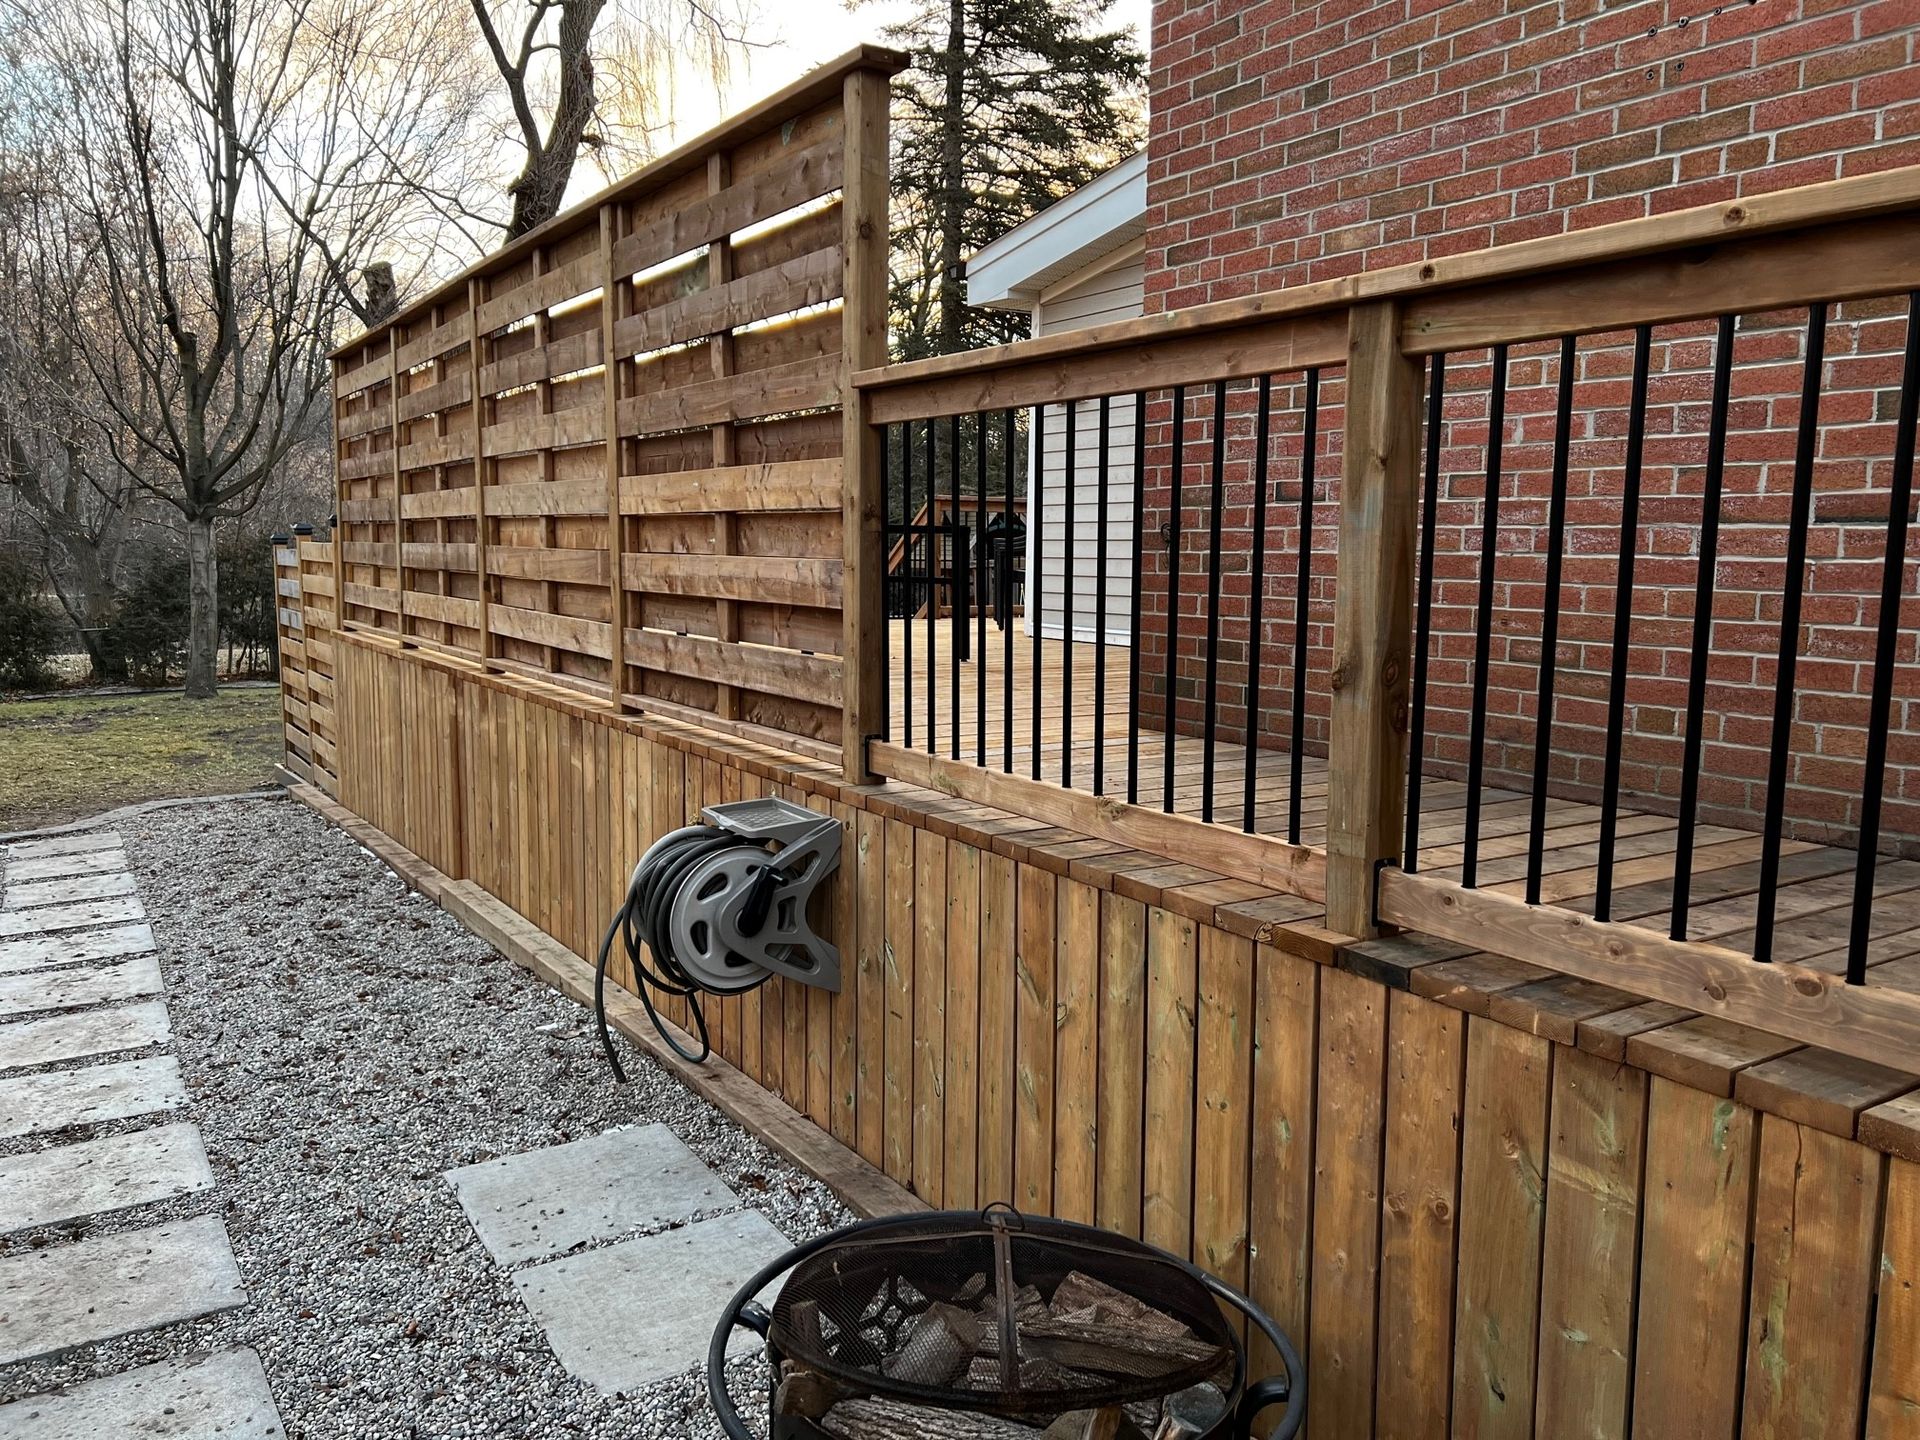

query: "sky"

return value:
[660, 0, 1155, 146]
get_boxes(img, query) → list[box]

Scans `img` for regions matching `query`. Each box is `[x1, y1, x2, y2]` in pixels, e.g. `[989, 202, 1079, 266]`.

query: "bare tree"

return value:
[20, 0, 345, 698]
[0, 25, 143, 679]
[468, 0, 750, 239]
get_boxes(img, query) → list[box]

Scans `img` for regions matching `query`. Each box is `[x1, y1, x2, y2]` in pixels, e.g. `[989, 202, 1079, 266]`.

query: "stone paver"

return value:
[1, 833, 121, 862]
[3, 851, 127, 885]
[0, 1347, 282, 1440]
[0, 1001, 171, 1073]
[2, 872, 138, 912]
[0, 897, 145, 941]
[0, 1216, 247, 1365]
[0, 1123, 214, 1235]
[512, 1209, 787, 1392]
[447, 1124, 738, 1265]
[0, 956, 163, 1020]
[0, 1056, 189, 1140]
[0, 925, 156, 977]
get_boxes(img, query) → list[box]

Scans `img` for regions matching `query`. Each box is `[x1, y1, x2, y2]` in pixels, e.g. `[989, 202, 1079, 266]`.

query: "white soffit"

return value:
[966, 151, 1149, 310]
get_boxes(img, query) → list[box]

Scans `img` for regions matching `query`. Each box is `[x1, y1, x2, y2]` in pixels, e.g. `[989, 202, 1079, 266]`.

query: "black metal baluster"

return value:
[1164, 386, 1186, 813]
[1289, 369, 1320, 846]
[1670, 316, 1736, 937]
[1462, 345, 1509, 890]
[977, 411, 988, 768]
[1404, 355, 1447, 872]
[1202, 379, 1228, 823]
[1243, 375, 1273, 833]
[1527, 336, 1576, 906]
[1128, 393, 1147, 805]
[1594, 324, 1654, 922]
[1847, 292, 1920, 984]
[1063, 398, 1077, 788]
[1753, 305, 1828, 963]
[881, 422, 893, 744]
[949, 414, 962, 760]
[1003, 408, 1017, 773]
[903, 418, 915, 750]
[926, 417, 938, 754]
[1032, 403, 1045, 781]
[1095, 396, 1111, 796]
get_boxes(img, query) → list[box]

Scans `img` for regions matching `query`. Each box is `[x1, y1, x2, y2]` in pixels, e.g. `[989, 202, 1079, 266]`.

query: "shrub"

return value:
[102, 550, 192, 686]
[0, 553, 64, 691]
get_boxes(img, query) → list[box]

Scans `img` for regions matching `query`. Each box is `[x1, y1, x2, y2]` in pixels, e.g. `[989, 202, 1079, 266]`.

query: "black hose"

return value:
[594, 824, 764, 1078]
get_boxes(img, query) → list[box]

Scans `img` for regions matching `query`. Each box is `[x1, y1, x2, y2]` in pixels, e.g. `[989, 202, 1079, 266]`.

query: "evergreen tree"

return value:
[881, 0, 1144, 361]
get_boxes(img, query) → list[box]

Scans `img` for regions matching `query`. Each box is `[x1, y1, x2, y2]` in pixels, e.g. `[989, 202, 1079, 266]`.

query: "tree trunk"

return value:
[184, 514, 220, 698]
[937, 0, 967, 355]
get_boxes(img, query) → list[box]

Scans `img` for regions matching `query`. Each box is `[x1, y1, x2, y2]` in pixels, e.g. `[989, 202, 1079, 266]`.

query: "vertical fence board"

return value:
[1377, 989, 1465, 1440]
[1451, 1019, 1552, 1440]
[1095, 891, 1148, 1239]
[1308, 964, 1388, 1440]
[913, 830, 947, 1202]
[1144, 904, 1198, 1256]
[1534, 1048, 1648, 1440]
[943, 840, 982, 1208]
[1740, 1115, 1884, 1438]
[1015, 864, 1057, 1214]
[977, 849, 1017, 1206]
[1053, 877, 1100, 1224]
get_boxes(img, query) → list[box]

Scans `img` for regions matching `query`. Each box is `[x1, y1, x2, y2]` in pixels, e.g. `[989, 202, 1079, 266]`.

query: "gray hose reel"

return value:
[596, 794, 842, 1077]
[665, 797, 842, 995]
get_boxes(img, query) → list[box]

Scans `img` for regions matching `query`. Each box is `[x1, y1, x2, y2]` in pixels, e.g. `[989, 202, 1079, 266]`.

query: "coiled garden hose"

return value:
[594, 824, 783, 1078]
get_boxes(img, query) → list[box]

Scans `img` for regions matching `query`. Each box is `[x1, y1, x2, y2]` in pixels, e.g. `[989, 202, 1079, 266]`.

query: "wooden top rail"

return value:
[330, 44, 907, 360]
[855, 163, 1920, 421]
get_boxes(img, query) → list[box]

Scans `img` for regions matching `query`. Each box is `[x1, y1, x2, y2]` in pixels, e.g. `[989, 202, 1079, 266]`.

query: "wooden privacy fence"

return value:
[272, 528, 339, 796]
[330, 47, 897, 756]
[852, 163, 1920, 1078]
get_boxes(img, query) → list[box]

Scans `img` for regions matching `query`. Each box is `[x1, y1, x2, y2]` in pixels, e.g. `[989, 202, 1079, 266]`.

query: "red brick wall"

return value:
[1128, 0, 1920, 857]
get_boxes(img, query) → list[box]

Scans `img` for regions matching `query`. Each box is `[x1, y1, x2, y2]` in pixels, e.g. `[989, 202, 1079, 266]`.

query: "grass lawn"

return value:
[0, 687, 283, 832]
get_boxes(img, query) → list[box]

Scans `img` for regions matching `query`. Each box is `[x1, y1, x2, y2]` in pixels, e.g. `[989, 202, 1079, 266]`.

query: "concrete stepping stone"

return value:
[0, 1057, 188, 1140]
[0, 1216, 246, 1366]
[2, 832, 121, 862]
[0, 897, 145, 941]
[0, 1346, 282, 1439]
[0, 1122, 213, 1235]
[4, 851, 127, 885]
[2, 872, 138, 912]
[0, 925, 156, 977]
[0, 1001, 170, 1073]
[0, 956, 163, 1020]
[446, 1124, 738, 1266]
[512, 1209, 788, 1392]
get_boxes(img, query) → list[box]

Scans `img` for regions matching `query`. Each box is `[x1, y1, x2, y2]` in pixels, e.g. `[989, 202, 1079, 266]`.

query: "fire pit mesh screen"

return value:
[767, 1215, 1238, 1418]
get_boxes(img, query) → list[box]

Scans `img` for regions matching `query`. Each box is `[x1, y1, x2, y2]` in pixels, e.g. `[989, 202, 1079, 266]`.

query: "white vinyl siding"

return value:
[1026, 250, 1145, 644]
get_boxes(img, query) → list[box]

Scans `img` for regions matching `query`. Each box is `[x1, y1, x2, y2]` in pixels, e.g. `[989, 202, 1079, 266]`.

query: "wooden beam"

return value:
[1379, 867, 1920, 1077]
[1325, 300, 1421, 937]
[601, 202, 626, 713]
[468, 278, 493, 666]
[869, 742, 1327, 902]
[841, 62, 891, 784]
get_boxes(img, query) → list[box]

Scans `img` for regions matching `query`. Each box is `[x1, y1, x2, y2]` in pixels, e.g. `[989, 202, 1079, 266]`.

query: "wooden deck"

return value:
[885, 619, 1920, 979]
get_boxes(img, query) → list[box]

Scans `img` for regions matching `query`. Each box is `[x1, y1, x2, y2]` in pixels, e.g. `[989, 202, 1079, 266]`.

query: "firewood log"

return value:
[1048, 1272, 1195, 1340]
[881, 1302, 981, 1386]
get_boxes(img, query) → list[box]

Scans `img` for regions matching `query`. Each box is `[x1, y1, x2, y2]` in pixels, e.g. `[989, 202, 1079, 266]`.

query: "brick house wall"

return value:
[1125, 0, 1920, 855]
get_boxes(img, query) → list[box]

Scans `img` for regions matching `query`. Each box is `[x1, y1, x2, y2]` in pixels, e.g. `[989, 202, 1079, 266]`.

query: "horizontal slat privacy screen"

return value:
[331, 48, 901, 749]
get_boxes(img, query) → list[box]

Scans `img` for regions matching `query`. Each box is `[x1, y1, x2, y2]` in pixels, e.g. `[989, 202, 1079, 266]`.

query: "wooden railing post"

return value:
[1326, 300, 1423, 937]
[840, 64, 892, 784]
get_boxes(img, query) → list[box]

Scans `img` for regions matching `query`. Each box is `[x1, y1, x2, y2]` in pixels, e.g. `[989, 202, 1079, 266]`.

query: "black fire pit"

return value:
[707, 1208, 1305, 1440]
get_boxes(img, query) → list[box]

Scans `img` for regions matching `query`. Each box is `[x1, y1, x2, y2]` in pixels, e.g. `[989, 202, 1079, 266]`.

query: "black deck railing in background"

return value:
[879, 372, 1336, 838]
[1402, 293, 1920, 987]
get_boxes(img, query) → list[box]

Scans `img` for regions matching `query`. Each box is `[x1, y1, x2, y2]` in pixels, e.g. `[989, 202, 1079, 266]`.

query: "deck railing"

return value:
[848, 165, 1920, 1073]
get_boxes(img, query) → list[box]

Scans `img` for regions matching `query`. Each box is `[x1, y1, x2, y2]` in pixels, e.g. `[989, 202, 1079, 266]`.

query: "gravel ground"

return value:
[0, 797, 853, 1437]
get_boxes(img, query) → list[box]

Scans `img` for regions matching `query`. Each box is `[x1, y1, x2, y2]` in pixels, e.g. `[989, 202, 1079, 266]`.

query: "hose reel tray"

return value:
[596, 795, 842, 1076]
